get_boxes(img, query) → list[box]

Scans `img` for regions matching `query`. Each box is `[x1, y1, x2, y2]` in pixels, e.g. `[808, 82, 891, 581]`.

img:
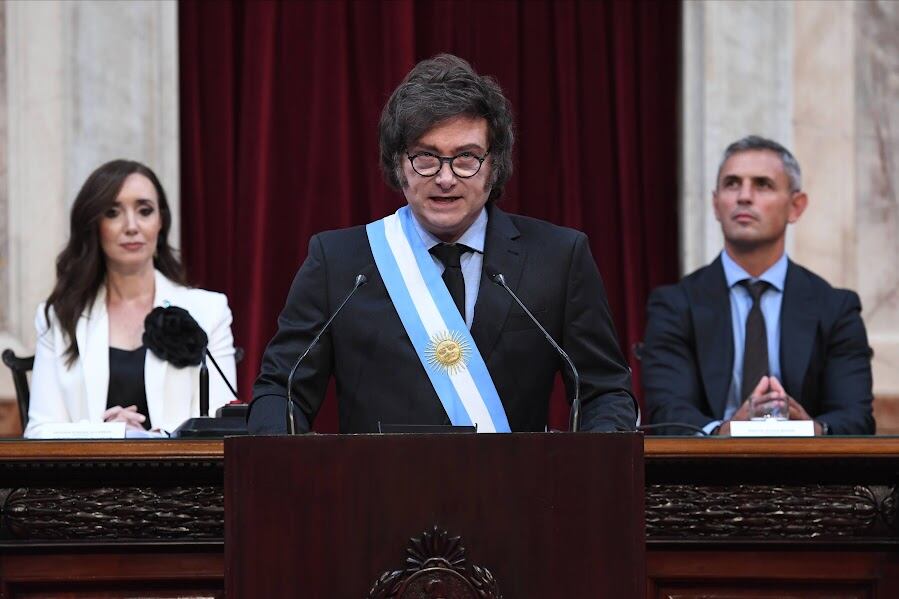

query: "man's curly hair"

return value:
[379, 54, 515, 201]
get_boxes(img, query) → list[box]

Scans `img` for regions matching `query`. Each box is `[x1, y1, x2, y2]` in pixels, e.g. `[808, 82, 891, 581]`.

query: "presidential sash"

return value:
[366, 206, 511, 433]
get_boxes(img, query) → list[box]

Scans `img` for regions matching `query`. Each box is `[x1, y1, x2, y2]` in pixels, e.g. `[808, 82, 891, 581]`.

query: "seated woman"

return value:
[25, 160, 236, 438]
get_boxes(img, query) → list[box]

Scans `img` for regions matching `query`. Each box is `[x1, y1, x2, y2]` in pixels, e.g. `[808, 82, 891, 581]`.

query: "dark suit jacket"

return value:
[642, 256, 874, 435]
[249, 205, 636, 433]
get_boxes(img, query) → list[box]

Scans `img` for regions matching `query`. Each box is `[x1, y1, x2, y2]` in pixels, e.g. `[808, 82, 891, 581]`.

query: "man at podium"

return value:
[248, 54, 635, 434]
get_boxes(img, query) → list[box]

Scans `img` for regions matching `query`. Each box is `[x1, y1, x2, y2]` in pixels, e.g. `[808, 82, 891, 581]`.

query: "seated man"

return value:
[248, 54, 635, 434]
[642, 136, 874, 436]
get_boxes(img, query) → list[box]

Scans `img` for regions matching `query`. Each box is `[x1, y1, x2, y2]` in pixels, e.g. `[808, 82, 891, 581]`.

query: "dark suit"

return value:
[642, 256, 874, 435]
[249, 205, 635, 433]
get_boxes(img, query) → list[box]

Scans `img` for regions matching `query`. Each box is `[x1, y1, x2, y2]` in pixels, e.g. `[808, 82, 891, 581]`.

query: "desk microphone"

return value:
[286, 273, 369, 434]
[200, 350, 239, 415]
[637, 422, 709, 436]
[486, 267, 582, 432]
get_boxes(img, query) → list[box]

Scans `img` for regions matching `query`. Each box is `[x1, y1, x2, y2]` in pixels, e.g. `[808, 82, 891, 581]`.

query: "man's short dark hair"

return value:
[717, 135, 803, 192]
[379, 53, 515, 201]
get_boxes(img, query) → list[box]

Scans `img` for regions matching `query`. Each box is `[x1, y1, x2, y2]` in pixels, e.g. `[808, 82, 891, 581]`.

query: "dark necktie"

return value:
[429, 243, 471, 317]
[739, 279, 771, 402]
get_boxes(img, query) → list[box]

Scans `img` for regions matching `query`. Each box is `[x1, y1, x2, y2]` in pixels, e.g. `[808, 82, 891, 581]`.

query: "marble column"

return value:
[680, 0, 794, 274]
[852, 1, 899, 419]
[682, 0, 899, 429]
[0, 0, 179, 403]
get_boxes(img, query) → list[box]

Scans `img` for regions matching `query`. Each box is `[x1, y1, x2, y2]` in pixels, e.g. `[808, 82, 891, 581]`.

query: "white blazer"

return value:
[25, 271, 237, 438]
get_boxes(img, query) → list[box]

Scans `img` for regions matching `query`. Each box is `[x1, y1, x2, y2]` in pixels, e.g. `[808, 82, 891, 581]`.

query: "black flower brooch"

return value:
[143, 306, 208, 368]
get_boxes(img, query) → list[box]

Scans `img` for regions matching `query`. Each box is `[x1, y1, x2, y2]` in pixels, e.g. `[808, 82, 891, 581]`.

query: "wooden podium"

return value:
[225, 432, 644, 598]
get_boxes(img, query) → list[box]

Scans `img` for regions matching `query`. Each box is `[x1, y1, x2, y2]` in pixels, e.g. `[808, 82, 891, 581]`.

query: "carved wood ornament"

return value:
[369, 526, 501, 599]
[646, 483, 898, 539]
[2, 486, 223, 540]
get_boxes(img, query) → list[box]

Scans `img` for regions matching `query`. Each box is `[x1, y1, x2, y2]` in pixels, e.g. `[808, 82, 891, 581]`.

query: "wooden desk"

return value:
[0, 440, 223, 598]
[645, 437, 899, 598]
[1, 437, 898, 597]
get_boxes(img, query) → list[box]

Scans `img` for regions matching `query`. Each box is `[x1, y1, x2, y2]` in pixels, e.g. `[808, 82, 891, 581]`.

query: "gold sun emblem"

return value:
[425, 331, 471, 374]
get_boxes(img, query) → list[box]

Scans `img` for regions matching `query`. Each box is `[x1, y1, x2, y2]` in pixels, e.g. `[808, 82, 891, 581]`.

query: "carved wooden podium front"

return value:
[225, 433, 644, 598]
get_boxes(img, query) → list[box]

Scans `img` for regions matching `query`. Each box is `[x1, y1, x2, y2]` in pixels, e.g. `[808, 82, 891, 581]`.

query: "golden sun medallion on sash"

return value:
[425, 331, 471, 374]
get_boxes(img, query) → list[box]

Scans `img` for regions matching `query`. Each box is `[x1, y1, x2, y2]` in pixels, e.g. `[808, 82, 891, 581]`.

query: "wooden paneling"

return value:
[0, 441, 225, 596]
[0, 439, 222, 461]
[0, 550, 223, 598]
[0, 400, 21, 438]
[874, 395, 899, 435]
[226, 434, 645, 598]
[648, 549, 899, 599]
[644, 436, 899, 458]
[645, 438, 899, 598]
[2, 437, 899, 595]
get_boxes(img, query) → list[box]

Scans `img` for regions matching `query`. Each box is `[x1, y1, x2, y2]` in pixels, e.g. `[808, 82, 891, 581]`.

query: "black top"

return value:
[106, 346, 152, 430]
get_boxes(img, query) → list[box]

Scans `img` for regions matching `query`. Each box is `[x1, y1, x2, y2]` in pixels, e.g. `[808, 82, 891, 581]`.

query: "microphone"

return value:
[286, 273, 369, 434]
[486, 267, 583, 432]
[145, 306, 241, 438]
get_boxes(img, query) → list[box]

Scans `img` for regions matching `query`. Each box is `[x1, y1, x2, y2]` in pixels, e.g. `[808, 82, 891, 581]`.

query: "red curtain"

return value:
[179, 0, 680, 431]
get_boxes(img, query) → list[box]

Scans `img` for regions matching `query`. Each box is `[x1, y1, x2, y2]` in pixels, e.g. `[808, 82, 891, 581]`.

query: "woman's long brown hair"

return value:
[44, 160, 186, 366]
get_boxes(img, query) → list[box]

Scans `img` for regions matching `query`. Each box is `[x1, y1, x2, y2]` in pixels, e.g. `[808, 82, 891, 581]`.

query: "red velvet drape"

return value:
[179, 0, 680, 431]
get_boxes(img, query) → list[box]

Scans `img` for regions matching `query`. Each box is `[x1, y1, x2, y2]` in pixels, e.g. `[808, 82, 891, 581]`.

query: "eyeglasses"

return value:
[406, 149, 490, 178]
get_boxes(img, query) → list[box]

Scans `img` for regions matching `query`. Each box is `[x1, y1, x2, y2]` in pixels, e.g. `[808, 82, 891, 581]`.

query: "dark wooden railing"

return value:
[2, 437, 898, 597]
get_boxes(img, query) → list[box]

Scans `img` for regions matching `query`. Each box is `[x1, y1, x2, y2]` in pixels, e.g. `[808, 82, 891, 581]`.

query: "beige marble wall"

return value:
[854, 0, 899, 396]
[791, 0, 856, 290]
[0, 0, 179, 401]
[683, 0, 899, 406]
[2, 0, 69, 370]
[0, 1, 7, 337]
[681, 0, 794, 274]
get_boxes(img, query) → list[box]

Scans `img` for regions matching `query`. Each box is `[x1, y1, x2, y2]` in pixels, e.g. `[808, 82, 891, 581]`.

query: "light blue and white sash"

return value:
[366, 206, 511, 433]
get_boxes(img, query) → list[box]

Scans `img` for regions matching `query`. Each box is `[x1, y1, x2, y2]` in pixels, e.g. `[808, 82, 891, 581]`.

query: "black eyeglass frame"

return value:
[405, 149, 491, 179]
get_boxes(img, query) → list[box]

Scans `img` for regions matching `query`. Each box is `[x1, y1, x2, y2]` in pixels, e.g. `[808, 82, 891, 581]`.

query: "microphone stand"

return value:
[488, 270, 582, 432]
[286, 274, 369, 434]
[199, 352, 210, 417]
[158, 309, 239, 438]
